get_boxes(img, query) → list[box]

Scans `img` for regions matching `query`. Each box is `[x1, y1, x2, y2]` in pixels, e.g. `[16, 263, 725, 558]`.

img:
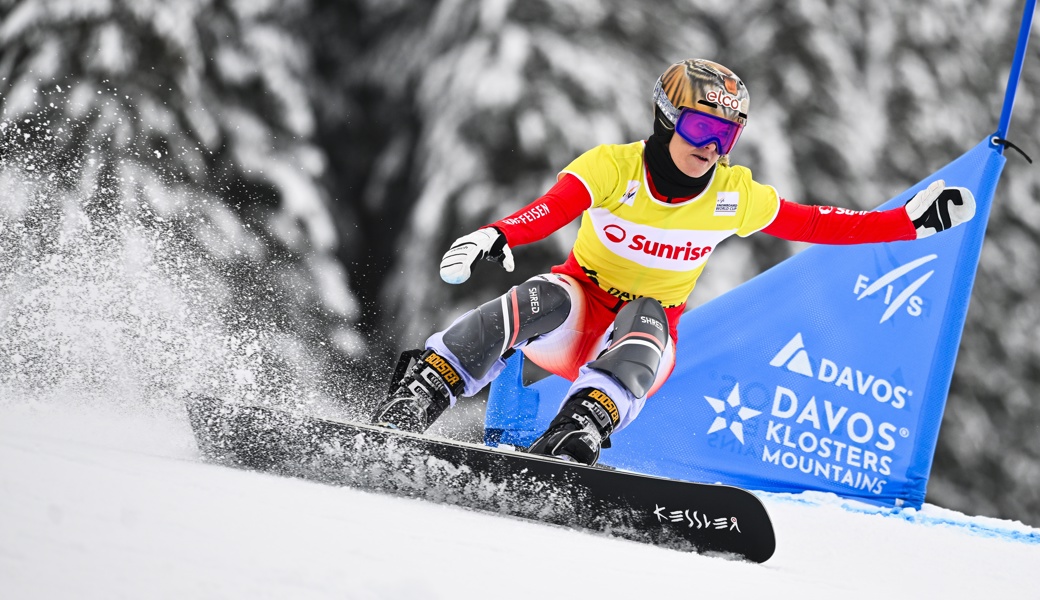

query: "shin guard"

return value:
[441, 277, 571, 381]
[588, 298, 669, 399]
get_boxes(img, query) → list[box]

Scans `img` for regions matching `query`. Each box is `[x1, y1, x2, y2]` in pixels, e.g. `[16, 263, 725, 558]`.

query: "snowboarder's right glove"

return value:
[904, 179, 976, 239]
[440, 227, 514, 284]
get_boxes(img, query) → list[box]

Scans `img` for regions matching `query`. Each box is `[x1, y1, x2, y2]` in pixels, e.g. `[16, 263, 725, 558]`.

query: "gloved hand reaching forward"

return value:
[440, 227, 514, 284]
[904, 179, 976, 239]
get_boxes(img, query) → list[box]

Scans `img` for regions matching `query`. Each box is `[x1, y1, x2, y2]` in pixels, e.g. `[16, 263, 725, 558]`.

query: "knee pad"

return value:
[442, 277, 571, 380]
[588, 297, 668, 399]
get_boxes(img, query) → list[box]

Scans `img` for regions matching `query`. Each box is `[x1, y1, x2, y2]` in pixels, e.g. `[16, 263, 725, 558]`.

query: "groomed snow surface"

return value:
[2, 400, 1037, 600]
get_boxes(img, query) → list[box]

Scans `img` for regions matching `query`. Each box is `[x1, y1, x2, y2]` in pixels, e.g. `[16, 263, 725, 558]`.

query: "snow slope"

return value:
[1, 400, 1037, 600]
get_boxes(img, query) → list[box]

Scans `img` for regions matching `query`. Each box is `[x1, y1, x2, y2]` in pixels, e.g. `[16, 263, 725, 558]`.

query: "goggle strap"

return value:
[652, 79, 681, 125]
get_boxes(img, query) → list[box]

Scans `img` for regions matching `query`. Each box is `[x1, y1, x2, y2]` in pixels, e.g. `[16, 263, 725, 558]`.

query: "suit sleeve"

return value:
[487, 173, 591, 247]
[762, 199, 918, 244]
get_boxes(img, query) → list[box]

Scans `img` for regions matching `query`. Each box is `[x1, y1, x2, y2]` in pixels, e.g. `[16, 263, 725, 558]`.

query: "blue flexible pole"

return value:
[993, 0, 1037, 146]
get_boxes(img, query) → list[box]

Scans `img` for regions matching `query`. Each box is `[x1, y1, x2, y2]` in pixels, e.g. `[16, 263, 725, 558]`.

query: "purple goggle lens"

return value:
[674, 109, 743, 155]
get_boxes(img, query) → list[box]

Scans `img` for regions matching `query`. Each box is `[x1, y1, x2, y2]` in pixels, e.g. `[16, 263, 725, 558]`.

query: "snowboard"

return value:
[185, 394, 776, 562]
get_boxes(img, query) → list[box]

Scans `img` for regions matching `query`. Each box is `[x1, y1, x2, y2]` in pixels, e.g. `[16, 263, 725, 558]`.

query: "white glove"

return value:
[439, 228, 514, 284]
[904, 179, 976, 239]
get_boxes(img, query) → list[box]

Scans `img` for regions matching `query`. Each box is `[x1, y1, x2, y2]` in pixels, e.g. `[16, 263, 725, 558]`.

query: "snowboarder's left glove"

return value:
[440, 227, 514, 284]
[904, 179, 976, 239]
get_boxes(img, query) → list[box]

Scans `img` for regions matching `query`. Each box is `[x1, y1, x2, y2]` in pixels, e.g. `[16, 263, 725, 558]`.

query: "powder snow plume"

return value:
[0, 97, 351, 420]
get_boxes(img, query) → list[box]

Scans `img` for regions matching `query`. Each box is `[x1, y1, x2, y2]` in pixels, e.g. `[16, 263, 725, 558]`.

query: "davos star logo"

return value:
[703, 383, 761, 444]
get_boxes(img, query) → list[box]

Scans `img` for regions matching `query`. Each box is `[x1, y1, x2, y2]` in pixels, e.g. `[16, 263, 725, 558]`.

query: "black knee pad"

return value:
[589, 297, 668, 399]
[442, 277, 571, 380]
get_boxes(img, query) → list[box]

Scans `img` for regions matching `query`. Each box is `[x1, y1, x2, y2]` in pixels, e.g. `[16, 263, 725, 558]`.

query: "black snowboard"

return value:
[185, 394, 776, 562]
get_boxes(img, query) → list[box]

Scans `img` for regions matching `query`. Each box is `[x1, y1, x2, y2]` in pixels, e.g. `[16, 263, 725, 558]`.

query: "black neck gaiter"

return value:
[644, 111, 715, 201]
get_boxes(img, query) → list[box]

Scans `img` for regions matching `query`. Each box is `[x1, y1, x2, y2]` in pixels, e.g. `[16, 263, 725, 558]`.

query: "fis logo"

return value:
[769, 333, 911, 409]
[703, 383, 762, 444]
[854, 254, 938, 324]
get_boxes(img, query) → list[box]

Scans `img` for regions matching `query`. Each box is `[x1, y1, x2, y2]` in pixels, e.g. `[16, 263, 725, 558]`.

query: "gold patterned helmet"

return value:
[653, 59, 750, 132]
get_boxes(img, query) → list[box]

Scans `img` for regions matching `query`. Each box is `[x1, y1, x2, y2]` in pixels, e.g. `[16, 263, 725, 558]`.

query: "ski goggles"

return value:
[674, 108, 744, 155]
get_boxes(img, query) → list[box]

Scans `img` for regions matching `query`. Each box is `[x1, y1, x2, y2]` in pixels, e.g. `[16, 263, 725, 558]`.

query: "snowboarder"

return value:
[372, 58, 976, 465]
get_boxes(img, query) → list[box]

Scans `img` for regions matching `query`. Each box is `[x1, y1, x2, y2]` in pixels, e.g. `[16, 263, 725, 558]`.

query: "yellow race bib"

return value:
[561, 142, 779, 307]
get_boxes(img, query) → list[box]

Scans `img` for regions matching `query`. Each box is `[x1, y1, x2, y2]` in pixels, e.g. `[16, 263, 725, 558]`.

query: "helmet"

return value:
[653, 59, 749, 134]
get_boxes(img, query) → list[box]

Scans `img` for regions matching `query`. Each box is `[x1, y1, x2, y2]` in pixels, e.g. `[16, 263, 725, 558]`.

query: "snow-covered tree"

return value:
[0, 0, 366, 406]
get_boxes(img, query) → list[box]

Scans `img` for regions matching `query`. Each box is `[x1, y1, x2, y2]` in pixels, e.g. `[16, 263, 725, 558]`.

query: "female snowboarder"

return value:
[372, 59, 976, 465]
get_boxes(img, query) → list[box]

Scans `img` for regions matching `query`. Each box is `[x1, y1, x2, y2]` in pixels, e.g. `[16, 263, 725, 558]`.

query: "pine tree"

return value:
[337, 0, 683, 344]
[0, 0, 367, 407]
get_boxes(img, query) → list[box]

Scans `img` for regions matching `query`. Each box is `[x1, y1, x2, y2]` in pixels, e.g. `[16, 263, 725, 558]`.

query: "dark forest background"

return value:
[1, 0, 1038, 525]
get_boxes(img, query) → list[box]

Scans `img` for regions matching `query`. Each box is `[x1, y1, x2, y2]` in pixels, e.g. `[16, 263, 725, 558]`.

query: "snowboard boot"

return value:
[527, 388, 621, 465]
[372, 349, 466, 433]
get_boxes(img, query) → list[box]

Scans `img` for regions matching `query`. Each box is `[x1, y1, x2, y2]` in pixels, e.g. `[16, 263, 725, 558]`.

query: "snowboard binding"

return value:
[372, 349, 465, 433]
[527, 388, 620, 466]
